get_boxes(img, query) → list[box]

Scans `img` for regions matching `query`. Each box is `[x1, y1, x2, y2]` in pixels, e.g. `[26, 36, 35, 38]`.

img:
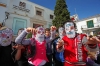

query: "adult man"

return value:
[56, 21, 88, 66]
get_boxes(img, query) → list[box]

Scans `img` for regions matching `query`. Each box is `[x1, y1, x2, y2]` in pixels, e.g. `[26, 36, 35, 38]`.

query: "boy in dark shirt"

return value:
[44, 27, 56, 66]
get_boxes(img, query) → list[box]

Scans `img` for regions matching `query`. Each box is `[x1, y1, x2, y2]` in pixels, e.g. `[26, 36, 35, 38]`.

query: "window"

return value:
[87, 20, 94, 28]
[36, 10, 42, 16]
[13, 18, 27, 35]
[50, 15, 53, 19]
[33, 23, 43, 28]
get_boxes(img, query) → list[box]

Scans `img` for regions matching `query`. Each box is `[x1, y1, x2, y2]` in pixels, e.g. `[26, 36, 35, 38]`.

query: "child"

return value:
[12, 44, 28, 66]
[0, 23, 14, 66]
[87, 51, 100, 66]
[15, 26, 56, 66]
[53, 27, 65, 66]
[44, 27, 56, 66]
[12, 28, 33, 66]
[86, 36, 100, 66]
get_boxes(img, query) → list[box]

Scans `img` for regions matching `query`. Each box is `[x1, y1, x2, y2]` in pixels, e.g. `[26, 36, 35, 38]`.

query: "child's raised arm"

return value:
[13, 44, 25, 60]
[15, 27, 36, 45]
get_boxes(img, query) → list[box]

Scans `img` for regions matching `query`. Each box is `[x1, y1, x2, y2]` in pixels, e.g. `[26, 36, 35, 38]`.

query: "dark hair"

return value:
[63, 20, 77, 29]
[45, 28, 50, 32]
[89, 35, 93, 38]
[0, 23, 2, 27]
[19, 28, 24, 30]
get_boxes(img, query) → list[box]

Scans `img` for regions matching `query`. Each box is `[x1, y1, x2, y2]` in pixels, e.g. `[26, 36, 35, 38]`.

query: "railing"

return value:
[81, 22, 100, 29]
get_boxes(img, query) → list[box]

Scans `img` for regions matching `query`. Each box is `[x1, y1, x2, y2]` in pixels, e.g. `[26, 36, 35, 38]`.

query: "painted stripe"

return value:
[75, 38, 78, 60]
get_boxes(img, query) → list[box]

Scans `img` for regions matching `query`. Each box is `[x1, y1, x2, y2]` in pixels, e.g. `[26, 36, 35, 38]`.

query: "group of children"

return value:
[1, 21, 100, 66]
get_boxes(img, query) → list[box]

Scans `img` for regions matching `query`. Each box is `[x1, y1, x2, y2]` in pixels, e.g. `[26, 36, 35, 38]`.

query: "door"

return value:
[13, 17, 27, 35]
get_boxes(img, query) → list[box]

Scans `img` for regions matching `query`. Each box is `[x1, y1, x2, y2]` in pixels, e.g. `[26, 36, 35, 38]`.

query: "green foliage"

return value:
[52, 0, 70, 28]
[26, 33, 32, 38]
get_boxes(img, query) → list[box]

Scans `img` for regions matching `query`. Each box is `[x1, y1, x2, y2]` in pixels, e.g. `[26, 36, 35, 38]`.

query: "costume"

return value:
[53, 27, 65, 66]
[57, 22, 88, 66]
[63, 34, 87, 66]
[0, 26, 14, 66]
[15, 26, 56, 66]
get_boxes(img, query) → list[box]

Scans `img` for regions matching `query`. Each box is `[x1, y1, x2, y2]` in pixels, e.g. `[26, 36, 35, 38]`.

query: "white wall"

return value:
[7, 0, 32, 17]
[0, 0, 8, 23]
[43, 9, 54, 27]
[76, 21, 86, 33]
[26, 1, 54, 28]
[0, 0, 54, 28]
[0, 7, 7, 23]
[76, 17, 99, 33]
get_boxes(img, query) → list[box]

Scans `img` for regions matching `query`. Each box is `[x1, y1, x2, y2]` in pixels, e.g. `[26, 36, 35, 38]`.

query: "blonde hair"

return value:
[87, 51, 96, 60]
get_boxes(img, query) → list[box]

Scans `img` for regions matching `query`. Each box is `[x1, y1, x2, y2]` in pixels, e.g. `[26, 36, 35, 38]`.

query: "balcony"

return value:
[81, 22, 100, 30]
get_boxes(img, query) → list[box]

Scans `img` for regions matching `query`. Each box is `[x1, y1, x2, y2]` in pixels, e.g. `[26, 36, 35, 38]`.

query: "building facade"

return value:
[0, 0, 54, 35]
[76, 14, 100, 36]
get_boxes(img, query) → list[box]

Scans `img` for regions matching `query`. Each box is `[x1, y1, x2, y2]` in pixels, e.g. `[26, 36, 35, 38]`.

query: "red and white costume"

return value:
[63, 34, 87, 66]
[57, 22, 88, 66]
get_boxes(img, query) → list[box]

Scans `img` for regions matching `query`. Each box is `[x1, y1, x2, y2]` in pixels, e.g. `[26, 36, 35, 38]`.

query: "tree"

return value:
[52, 0, 70, 28]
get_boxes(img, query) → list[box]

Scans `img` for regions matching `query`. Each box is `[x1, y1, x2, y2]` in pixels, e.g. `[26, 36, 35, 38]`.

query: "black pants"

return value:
[44, 54, 52, 66]
[28, 63, 34, 66]
[54, 59, 63, 66]
[0, 45, 15, 66]
[15, 61, 28, 66]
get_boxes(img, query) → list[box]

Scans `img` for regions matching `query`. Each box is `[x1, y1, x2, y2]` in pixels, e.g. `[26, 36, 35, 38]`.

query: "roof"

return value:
[77, 14, 100, 22]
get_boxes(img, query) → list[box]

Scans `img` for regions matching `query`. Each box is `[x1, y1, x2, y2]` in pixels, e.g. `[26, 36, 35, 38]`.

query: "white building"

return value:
[76, 14, 100, 36]
[0, 0, 54, 35]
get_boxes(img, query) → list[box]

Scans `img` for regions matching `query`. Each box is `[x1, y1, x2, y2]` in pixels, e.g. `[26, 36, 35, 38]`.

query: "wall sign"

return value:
[13, 1, 30, 12]
[19, 1, 26, 8]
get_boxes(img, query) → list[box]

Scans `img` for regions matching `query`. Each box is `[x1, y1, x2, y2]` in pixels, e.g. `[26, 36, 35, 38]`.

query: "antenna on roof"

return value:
[74, 8, 79, 20]
[75, 8, 77, 14]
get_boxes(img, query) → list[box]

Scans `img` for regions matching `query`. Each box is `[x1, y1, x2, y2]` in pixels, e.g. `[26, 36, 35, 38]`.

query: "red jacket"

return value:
[62, 34, 87, 63]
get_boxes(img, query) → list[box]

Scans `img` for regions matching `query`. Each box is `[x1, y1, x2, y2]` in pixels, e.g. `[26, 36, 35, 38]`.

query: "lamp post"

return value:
[2, 11, 10, 26]
[5, 11, 10, 19]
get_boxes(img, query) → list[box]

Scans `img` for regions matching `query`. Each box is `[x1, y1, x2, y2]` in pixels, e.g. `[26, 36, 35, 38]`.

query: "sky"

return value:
[29, 0, 100, 20]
